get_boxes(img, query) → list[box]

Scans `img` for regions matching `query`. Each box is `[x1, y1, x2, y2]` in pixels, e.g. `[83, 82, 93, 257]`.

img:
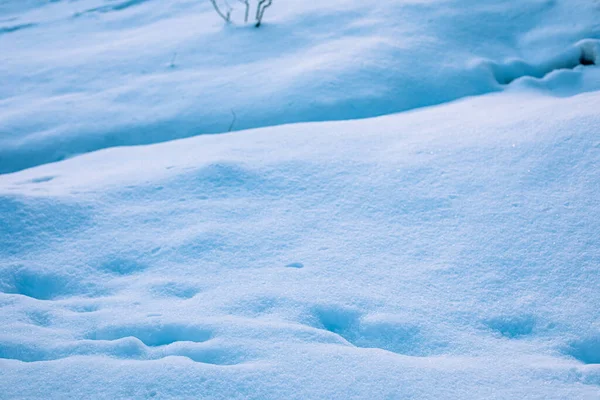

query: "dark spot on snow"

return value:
[580, 51, 596, 66]
[285, 262, 304, 269]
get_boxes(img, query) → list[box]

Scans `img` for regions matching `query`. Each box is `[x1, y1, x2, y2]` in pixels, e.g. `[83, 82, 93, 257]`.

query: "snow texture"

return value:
[1, 0, 600, 173]
[1, 0, 600, 399]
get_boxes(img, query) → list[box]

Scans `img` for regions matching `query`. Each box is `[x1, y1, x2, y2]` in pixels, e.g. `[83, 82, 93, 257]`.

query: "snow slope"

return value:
[2, 0, 600, 398]
[1, 89, 600, 399]
[1, 0, 600, 173]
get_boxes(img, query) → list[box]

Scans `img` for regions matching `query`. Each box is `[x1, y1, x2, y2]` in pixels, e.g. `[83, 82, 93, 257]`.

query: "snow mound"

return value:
[1, 89, 599, 398]
[2, 0, 600, 172]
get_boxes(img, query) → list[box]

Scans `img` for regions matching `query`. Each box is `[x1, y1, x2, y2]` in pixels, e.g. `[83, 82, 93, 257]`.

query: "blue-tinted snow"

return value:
[1, 90, 600, 398]
[1, 0, 600, 399]
[0, 0, 599, 172]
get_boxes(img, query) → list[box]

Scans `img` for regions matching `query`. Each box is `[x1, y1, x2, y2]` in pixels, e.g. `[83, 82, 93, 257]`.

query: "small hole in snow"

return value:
[580, 52, 595, 66]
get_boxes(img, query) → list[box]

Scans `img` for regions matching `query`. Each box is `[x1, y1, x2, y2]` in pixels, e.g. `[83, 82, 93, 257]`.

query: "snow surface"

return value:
[1, 0, 600, 173]
[1, 0, 600, 399]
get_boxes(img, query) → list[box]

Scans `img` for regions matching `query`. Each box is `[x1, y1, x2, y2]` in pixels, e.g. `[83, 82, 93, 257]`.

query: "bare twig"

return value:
[169, 52, 177, 68]
[210, 0, 231, 22]
[255, 0, 272, 27]
[209, 0, 272, 26]
[237, 0, 250, 23]
[228, 109, 237, 132]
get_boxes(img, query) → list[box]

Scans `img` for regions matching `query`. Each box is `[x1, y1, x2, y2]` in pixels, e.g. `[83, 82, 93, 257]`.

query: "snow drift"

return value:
[1, 0, 600, 172]
[1, 90, 600, 399]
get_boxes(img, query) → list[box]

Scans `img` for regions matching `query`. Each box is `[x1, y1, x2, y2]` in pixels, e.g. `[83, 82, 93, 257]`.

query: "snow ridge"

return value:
[1, 0, 600, 173]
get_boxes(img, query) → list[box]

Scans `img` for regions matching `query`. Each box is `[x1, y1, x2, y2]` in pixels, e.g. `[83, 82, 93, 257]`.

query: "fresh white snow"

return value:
[1, 0, 600, 172]
[1, 0, 600, 399]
